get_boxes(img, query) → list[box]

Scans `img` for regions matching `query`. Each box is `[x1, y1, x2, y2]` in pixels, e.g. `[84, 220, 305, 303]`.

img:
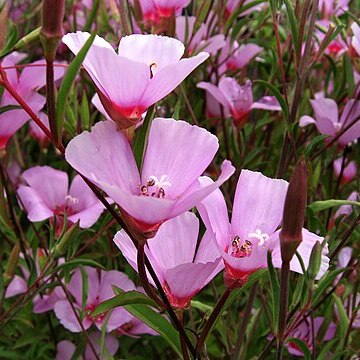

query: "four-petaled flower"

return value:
[65, 117, 234, 238]
[62, 32, 209, 130]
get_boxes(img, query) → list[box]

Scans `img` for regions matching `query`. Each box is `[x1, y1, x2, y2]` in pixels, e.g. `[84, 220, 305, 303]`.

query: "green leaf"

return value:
[191, 300, 213, 314]
[284, 0, 299, 58]
[124, 303, 182, 357]
[333, 294, 349, 348]
[267, 251, 280, 329]
[14, 27, 40, 51]
[45, 258, 104, 276]
[225, 0, 266, 32]
[81, 91, 90, 130]
[223, 269, 267, 311]
[132, 104, 155, 168]
[313, 268, 345, 305]
[0, 24, 18, 58]
[91, 290, 158, 317]
[254, 79, 289, 122]
[84, 0, 100, 32]
[56, 33, 96, 143]
[195, 0, 212, 30]
[308, 199, 360, 212]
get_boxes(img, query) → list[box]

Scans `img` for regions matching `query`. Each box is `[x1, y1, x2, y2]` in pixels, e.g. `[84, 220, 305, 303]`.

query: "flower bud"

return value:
[52, 221, 79, 258]
[40, 0, 65, 61]
[3, 242, 20, 286]
[307, 241, 322, 281]
[280, 159, 308, 263]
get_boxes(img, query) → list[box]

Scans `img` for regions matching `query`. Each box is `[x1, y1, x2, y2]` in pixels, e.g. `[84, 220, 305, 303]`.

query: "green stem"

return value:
[277, 261, 290, 360]
[196, 287, 232, 357]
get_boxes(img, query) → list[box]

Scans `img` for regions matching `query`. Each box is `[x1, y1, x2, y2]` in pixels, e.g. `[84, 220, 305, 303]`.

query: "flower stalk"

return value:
[277, 159, 307, 359]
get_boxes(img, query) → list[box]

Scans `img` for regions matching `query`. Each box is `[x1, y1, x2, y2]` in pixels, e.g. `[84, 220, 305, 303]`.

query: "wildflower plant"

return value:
[0, 1, 359, 359]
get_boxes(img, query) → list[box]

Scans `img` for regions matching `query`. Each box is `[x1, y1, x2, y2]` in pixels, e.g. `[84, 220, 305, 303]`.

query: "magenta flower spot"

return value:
[65, 118, 234, 237]
[198, 170, 329, 287]
[17, 166, 106, 233]
[62, 32, 209, 130]
[299, 98, 360, 146]
[114, 212, 223, 308]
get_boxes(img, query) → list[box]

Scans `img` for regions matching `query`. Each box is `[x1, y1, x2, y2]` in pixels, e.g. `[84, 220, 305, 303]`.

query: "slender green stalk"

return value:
[276, 261, 290, 360]
[196, 287, 232, 357]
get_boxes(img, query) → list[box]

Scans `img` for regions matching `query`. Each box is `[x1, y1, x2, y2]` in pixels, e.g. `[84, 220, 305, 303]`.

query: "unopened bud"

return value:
[15, 27, 41, 51]
[280, 159, 307, 263]
[40, 0, 65, 61]
[52, 221, 79, 258]
[307, 241, 322, 280]
[3, 242, 20, 286]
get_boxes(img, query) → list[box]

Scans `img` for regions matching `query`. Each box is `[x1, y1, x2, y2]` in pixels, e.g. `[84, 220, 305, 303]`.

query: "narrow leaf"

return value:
[56, 33, 96, 142]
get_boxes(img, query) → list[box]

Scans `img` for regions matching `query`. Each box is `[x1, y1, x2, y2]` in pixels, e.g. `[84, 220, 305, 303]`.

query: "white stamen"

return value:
[248, 229, 269, 246]
[334, 122, 342, 132]
[148, 175, 171, 189]
[65, 195, 79, 205]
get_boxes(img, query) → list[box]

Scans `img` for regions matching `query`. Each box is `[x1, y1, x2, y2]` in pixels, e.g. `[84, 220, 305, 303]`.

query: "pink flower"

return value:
[62, 32, 209, 130]
[286, 317, 336, 356]
[29, 112, 50, 147]
[5, 249, 65, 313]
[315, 20, 348, 58]
[319, 0, 349, 18]
[197, 78, 281, 127]
[17, 166, 106, 232]
[333, 158, 357, 184]
[114, 212, 223, 308]
[219, 38, 263, 72]
[352, 22, 360, 57]
[176, 16, 225, 55]
[334, 191, 358, 219]
[299, 98, 360, 146]
[0, 57, 65, 149]
[65, 118, 234, 237]
[56, 332, 119, 360]
[135, 0, 191, 23]
[198, 170, 329, 287]
[225, 0, 266, 18]
[54, 267, 135, 332]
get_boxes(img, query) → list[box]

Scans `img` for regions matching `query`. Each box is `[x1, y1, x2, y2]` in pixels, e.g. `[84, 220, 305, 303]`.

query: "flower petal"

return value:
[20, 166, 68, 210]
[270, 229, 329, 279]
[65, 120, 140, 194]
[171, 160, 235, 218]
[54, 300, 91, 332]
[141, 52, 209, 107]
[142, 118, 219, 197]
[231, 169, 288, 238]
[197, 81, 231, 109]
[118, 34, 185, 73]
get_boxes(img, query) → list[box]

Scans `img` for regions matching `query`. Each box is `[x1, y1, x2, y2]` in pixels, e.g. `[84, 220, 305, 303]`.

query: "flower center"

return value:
[140, 175, 171, 199]
[228, 229, 269, 258]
